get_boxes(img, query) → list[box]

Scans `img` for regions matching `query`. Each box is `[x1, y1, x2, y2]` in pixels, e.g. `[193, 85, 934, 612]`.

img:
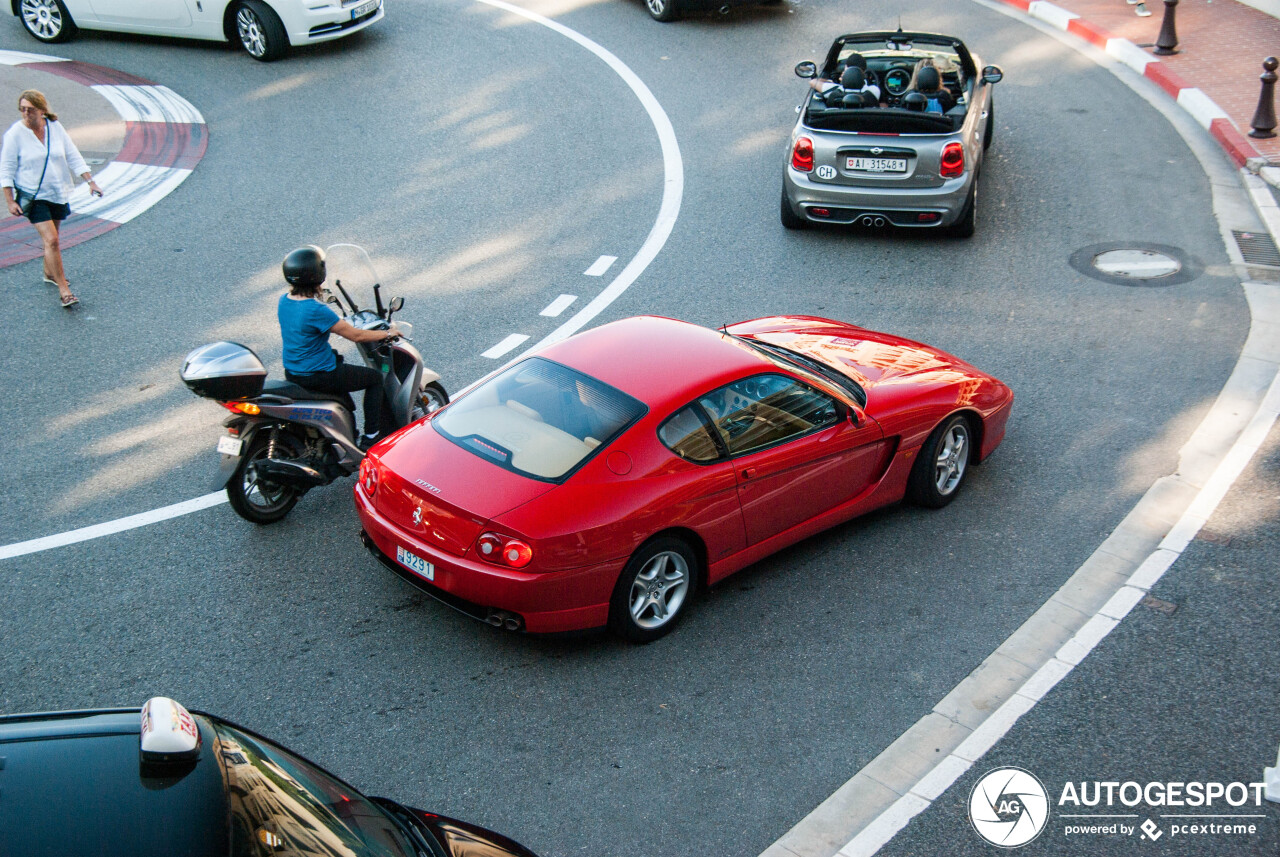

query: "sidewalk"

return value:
[1002, 0, 1280, 169]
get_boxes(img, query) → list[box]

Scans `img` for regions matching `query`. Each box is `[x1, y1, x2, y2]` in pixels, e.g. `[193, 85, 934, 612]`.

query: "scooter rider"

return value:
[279, 245, 397, 450]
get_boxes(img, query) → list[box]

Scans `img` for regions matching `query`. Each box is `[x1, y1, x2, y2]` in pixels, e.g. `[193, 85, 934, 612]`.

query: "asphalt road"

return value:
[0, 1, 1258, 855]
[878, 420, 1280, 857]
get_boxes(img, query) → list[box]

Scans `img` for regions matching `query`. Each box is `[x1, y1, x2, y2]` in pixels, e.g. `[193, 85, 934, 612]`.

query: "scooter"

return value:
[180, 244, 448, 524]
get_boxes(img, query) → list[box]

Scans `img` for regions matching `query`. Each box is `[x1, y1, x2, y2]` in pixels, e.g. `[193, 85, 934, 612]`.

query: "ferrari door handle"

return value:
[741, 467, 757, 479]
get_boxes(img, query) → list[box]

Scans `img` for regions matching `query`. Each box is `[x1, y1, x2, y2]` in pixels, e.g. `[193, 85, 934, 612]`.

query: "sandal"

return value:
[60, 293, 79, 308]
[43, 276, 69, 287]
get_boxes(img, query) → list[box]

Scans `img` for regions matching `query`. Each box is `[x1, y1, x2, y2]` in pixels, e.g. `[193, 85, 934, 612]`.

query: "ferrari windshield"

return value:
[434, 358, 646, 482]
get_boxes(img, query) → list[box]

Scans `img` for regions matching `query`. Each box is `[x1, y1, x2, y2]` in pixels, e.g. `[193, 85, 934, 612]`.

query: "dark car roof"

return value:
[0, 709, 229, 857]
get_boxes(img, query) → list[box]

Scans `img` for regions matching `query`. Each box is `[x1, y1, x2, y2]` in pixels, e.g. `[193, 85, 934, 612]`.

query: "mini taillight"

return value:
[475, 532, 533, 569]
[359, 457, 379, 495]
[940, 142, 965, 178]
[791, 136, 814, 172]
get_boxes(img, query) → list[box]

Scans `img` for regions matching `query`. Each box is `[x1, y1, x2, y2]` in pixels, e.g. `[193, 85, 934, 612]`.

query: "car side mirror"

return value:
[795, 61, 817, 79]
[388, 296, 404, 313]
[982, 65, 1003, 84]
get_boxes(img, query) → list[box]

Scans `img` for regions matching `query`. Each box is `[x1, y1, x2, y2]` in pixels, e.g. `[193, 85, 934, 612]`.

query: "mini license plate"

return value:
[216, 436, 243, 456]
[351, 0, 378, 18]
[848, 157, 907, 173]
[397, 545, 434, 581]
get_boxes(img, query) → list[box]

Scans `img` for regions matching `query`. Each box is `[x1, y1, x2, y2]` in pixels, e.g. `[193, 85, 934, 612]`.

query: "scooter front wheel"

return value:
[413, 381, 449, 420]
[227, 435, 301, 524]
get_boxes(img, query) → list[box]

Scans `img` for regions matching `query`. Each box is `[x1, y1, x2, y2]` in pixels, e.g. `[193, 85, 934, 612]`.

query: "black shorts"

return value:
[26, 200, 70, 224]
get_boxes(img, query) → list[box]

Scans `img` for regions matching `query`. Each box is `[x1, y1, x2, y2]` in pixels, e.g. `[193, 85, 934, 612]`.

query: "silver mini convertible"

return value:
[781, 30, 1003, 237]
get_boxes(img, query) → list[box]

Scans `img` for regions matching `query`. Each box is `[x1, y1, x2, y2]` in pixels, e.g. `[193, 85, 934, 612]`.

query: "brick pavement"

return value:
[1041, 0, 1280, 162]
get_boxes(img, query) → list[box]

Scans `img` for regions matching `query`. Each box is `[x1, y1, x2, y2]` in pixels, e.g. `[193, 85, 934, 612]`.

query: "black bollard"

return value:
[1153, 0, 1179, 56]
[1250, 56, 1278, 139]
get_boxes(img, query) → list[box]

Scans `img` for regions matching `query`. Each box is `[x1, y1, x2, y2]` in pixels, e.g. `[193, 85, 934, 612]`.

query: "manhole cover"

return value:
[1068, 243, 1202, 287]
[1092, 249, 1181, 279]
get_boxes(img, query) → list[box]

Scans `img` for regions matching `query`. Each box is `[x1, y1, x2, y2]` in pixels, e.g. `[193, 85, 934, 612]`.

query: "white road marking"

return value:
[474, 0, 683, 358]
[583, 255, 617, 277]
[72, 162, 193, 223]
[540, 294, 577, 317]
[482, 334, 530, 359]
[0, 492, 227, 561]
[0, 3, 682, 559]
[0, 50, 69, 65]
[92, 84, 206, 125]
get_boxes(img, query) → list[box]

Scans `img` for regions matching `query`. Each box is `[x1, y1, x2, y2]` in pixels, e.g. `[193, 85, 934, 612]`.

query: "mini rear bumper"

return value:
[354, 489, 620, 634]
[783, 167, 972, 227]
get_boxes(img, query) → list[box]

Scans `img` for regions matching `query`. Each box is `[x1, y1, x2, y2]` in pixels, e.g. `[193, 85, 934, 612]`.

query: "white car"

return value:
[13, 0, 383, 61]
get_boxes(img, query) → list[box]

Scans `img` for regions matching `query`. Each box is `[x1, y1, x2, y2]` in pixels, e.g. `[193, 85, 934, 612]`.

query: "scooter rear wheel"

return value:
[227, 435, 301, 524]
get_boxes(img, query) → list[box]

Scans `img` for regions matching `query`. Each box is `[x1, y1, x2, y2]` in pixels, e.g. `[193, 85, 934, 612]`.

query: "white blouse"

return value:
[0, 119, 91, 205]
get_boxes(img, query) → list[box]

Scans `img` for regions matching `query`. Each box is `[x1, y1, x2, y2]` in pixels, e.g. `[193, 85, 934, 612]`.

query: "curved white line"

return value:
[0, 2, 683, 559]
[473, 0, 683, 355]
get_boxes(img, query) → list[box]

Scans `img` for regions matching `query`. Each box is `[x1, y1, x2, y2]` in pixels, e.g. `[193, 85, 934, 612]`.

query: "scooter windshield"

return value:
[324, 243, 381, 311]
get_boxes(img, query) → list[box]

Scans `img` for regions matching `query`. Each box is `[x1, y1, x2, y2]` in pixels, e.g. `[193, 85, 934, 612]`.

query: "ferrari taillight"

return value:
[475, 532, 533, 569]
[791, 136, 814, 172]
[358, 457, 379, 495]
[940, 142, 965, 178]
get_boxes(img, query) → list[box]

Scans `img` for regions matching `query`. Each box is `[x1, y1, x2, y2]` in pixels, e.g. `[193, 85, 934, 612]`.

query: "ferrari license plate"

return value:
[351, 0, 378, 18]
[397, 545, 434, 581]
[848, 157, 906, 173]
[216, 436, 243, 456]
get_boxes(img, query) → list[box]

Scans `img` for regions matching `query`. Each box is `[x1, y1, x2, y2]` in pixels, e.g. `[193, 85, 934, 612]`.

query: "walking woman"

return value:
[0, 90, 103, 307]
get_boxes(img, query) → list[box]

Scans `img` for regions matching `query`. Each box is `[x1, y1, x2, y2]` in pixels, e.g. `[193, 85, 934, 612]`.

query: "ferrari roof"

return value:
[536, 316, 773, 405]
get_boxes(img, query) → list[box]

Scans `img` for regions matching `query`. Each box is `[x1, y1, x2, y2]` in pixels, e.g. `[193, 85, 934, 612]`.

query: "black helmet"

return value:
[283, 245, 326, 288]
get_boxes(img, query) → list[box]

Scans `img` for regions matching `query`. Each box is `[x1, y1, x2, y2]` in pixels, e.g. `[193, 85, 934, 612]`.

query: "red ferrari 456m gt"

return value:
[355, 315, 1013, 642]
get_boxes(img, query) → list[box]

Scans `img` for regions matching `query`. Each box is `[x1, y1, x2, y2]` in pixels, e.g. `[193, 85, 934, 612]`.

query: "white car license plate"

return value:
[397, 545, 434, 581]
[216, 436, 243, 456]
[351, 0, 378, 18]
[848, 157, 906, 173]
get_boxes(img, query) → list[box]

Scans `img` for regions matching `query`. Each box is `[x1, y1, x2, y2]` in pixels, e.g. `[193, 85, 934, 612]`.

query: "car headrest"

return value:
[841, 91, 871, 109]
[917, 66, 941, 92]
[903, 91, 927, 112]
[841, 66, 866, 90]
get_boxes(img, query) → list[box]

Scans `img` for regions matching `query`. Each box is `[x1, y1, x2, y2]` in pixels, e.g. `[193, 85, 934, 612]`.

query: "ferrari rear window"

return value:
[434, 358, 646, 482]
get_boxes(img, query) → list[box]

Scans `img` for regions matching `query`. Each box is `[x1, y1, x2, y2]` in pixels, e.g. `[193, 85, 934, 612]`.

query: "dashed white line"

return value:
[583, 255, 617, 277]
[482, 334, 530, 359]
[0, 2, 683, 560]
[540, 294, 577, 317]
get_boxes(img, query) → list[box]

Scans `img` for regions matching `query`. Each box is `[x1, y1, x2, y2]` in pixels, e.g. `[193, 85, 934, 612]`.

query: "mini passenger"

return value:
[909, 65, 955, 114]
[810, 51, 880, 103]
[816, 66, 882, 108]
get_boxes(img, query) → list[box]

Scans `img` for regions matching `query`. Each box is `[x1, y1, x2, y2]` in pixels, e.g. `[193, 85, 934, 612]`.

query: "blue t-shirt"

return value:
[278, 293, 340, 375]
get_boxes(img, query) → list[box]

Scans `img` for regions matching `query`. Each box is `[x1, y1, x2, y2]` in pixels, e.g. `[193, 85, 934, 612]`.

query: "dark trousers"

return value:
[286, 363, 385, 436]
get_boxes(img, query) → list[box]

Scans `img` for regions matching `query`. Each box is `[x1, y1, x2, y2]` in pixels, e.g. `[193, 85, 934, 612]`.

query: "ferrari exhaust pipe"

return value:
[485, 609, 525, 631]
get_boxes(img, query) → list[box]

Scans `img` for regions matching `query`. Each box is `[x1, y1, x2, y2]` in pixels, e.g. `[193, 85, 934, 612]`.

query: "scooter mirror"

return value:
[324, 293, 340, 306]
[389, 296, 404, 313]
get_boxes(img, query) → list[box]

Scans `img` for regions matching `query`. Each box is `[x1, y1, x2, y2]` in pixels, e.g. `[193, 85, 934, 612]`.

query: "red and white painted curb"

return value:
[998, 0, 1267, 168]
[0, 49, 207, 269]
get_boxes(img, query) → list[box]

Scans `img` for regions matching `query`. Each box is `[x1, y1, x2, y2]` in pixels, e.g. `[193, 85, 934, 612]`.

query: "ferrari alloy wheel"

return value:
[411, 381, 449, 421]
[906, 414, 972, 508]
[227, 435, 301, 524]
[20, 0, 76, 43]
[646, 0, 680, 22]
[236, 0, 288, 62]
[609, 537, 697, 642]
